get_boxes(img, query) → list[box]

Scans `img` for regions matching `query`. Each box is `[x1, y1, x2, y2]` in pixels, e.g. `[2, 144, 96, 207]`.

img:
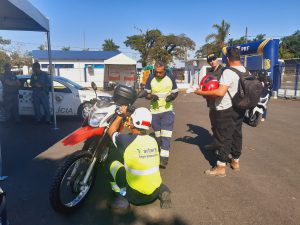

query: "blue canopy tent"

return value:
[0, 0, 57, 128]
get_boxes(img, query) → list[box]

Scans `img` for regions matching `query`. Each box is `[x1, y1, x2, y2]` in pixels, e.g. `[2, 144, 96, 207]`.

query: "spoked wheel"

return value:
[49, 151, 95, 214]
[78, 102, 92, 120]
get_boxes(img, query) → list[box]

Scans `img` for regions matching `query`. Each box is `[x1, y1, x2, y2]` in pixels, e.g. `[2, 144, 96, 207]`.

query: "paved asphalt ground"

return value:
[0, 94, 299, 225]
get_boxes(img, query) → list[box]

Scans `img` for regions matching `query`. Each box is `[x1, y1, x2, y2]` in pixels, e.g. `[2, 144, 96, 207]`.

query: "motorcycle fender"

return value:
[62, 126, 105, 146]
[253, 107, 264, 115]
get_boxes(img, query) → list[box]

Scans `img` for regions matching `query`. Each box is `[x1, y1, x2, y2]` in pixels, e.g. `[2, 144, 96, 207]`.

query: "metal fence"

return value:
[277, 64, 300, 98]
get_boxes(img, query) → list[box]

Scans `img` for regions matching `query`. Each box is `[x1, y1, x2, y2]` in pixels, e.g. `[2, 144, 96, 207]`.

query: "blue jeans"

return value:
[32, 90, 51, 122]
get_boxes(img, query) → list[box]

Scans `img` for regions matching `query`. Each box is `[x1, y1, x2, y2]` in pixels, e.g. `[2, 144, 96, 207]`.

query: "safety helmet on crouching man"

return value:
[131, 107, 152, 130]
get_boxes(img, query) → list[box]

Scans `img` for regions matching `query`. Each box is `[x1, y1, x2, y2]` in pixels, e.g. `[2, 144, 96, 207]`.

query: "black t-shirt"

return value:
[206, 65, 224, 108]
[207, 64, 224, 80]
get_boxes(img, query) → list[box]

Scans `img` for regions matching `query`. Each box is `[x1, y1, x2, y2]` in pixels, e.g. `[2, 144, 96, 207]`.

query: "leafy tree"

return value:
[10, 51, 32, 69]
[102, 39, 119, 51]
[124, 29, 195, 66]
[0, 37, 11, 73]
[38, 44, 46, 50]
[253, 34, 266, 42]
[195, 43, 218, 58]
[61, 46, 70, 51]
[205, 20, 230, 57]
[279, 30, 300, 59]
[0, 36, 11, 45]
[0, 51, 11, 74]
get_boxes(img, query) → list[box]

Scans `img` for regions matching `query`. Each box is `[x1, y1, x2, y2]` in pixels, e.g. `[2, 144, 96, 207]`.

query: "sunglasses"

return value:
[207, 57, 217, 63]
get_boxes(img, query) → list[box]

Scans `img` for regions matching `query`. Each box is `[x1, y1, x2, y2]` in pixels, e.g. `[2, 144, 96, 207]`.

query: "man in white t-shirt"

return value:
[195, 48, 246, 177]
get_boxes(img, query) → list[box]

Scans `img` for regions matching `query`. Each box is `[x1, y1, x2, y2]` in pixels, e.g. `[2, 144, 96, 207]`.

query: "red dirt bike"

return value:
[49, 84, 144, 214]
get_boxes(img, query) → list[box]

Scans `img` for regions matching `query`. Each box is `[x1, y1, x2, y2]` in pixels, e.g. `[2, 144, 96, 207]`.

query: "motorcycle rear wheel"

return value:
[49, 151, 95, 214]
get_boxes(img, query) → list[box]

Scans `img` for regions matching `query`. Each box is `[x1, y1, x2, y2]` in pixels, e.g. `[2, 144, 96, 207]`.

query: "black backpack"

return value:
[226, 67, 263, 109]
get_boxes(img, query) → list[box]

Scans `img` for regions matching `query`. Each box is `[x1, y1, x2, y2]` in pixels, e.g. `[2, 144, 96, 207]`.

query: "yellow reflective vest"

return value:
[115, 133, 162, 195]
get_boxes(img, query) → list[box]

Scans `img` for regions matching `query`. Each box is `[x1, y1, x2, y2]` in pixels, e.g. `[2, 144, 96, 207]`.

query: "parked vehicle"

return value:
[49, 83, 140, 213]
[0, 75, 111, 120]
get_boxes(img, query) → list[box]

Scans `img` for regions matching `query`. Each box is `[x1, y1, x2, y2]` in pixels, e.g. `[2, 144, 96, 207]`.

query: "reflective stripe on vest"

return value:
[110, 161, 124, 180]
[124, 135, 162, 195]
[125, 164, 159, 176]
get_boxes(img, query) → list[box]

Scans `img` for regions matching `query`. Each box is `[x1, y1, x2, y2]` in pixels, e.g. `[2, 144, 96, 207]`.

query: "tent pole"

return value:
[46, 31, 58, 130]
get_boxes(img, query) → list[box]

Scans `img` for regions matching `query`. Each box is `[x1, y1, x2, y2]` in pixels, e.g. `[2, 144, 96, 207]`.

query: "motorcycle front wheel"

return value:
[49, 151, 95, 214]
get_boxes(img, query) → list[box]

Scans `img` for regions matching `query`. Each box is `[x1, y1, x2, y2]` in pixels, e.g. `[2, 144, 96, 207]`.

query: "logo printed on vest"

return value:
[137, 147, 158, 159]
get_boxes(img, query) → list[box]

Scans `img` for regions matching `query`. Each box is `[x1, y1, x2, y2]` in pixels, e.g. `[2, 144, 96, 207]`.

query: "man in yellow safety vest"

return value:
[107, 106, 171, 211]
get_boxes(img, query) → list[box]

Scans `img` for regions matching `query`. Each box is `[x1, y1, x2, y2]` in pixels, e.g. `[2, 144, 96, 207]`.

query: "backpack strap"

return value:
[223, 67, 248, 100]
[224, 66, 250, 78]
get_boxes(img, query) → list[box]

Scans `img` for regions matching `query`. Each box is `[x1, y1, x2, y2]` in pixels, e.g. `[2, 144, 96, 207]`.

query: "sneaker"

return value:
[159, 185, 172, 209]
[160, 156, 168, 169]
[204, 165, 226, 177]
[108, 195, 130, 212]
[230, 159, 240, 171]
[204, 144, 219, 151]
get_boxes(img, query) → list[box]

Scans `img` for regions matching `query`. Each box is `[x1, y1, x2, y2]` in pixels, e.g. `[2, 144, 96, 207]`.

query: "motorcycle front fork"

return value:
[82, 157, 97, 185]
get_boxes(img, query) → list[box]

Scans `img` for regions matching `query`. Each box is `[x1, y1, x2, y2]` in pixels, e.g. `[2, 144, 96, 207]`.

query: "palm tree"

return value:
[205, 20, 230, 56]
[102, 39, 119, 51]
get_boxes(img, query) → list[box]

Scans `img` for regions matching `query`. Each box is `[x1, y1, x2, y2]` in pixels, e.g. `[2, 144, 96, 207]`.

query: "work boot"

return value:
[204, 165, 226, 177]
[230, 158, 240, 171]
[159, 156, 169, 169]
[108, 194, 130, 212]
[204, 143, 219, 151]
[159, 184, 172, 209]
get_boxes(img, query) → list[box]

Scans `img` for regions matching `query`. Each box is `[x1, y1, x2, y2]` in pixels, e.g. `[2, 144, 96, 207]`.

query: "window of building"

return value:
[41, 64, 74, 69]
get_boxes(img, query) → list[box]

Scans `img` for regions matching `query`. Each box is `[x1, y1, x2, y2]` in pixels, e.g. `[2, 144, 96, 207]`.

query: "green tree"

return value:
[195, 43, 218, 58]
[61, 46, 70, 51]
[124, 29, 195, 66]
[38, 44, 46, 50]
[10, 51, 32, 69]
[253, 34, 266, 42]
[0, 36, 11, 45]
[205, 20, 230, 56]
[0, 51, 11, 74]
[279, 30, 300, 59]
[102, 39, 120, 51]
[0, 36, 11, 73]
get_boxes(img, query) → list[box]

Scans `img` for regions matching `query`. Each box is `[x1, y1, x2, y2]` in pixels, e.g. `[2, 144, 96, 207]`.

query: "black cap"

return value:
[207, 53, 217, 63]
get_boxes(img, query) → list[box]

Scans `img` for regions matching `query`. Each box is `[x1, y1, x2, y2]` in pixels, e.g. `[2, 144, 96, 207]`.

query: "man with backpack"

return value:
[195, 47, 254, 177]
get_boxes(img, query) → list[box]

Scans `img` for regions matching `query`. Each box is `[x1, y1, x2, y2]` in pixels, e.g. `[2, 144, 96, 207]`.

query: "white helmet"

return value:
[131, 107, 152, 130]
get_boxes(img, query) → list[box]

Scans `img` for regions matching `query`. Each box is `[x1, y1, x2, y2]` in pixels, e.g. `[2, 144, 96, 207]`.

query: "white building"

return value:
[31, 50, 137, 89]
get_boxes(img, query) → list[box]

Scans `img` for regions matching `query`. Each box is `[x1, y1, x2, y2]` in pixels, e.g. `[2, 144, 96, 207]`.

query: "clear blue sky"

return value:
[1, 0, 300, 59]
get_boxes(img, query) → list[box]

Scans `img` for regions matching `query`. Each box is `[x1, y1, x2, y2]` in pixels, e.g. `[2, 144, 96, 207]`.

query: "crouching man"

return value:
[107, 106, 171, 211]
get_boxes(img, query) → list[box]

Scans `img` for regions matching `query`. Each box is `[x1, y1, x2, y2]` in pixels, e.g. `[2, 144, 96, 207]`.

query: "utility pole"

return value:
[245, 27, 248, 43]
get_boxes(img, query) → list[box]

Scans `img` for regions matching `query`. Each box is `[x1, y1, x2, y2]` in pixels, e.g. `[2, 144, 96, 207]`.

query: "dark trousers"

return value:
[209, 108, 218, 146]
[152, 111, 175, 154]
[32, 90, 51, 122]
[4, 94, 20, 122]
[211, 107, 245, 163]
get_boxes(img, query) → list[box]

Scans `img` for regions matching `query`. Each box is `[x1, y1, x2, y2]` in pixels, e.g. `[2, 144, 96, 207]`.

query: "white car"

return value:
[0, 75, 112, 119]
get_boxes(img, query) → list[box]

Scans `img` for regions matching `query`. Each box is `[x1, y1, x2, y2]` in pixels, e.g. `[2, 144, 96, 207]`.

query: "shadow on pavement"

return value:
[0, 117, 189, 225]
[175, 123, 216, 166]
